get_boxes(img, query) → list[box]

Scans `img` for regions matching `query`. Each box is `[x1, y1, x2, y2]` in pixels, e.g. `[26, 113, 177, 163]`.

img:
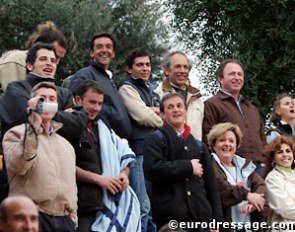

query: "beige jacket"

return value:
[0, 50, 27, 93]
[155, 79, 204, 140]
[3, 121, 77, 223]
[265, 167, 295, 231]
[118, 84, 163, 128]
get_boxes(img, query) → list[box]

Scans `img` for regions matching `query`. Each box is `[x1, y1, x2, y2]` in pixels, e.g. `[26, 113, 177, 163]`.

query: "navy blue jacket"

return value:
[69, 61, 131, 140]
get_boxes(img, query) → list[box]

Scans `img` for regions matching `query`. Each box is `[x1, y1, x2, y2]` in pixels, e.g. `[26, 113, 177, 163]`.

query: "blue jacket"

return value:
[69, 61, 131, 139]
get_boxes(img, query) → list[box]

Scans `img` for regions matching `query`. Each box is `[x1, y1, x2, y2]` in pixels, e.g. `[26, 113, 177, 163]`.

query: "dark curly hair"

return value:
[264, 135, 295, 177]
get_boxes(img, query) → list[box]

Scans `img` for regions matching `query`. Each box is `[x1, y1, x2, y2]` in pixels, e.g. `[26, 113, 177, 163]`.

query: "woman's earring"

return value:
[271, 162, 276, 167]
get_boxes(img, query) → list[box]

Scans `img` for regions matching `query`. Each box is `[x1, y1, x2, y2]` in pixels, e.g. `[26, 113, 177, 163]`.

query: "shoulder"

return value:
[0, 50, 27, 64]
[3, 123, 26, 139]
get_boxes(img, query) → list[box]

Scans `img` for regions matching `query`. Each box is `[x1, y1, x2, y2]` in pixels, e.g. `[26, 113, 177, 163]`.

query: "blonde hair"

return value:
[207, 122, 243, 151]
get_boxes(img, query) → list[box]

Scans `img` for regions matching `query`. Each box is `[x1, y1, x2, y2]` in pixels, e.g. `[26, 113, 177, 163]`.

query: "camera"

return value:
[35, 97, 58, 113]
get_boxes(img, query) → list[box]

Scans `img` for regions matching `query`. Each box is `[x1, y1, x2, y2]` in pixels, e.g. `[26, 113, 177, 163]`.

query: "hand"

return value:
[30, 111, 43, 129]
[247, 192, 265, 212]
[65, 108, 75, 113]
[191, 159, 203, 177]
[118, 171, 129, 190]
[240, 203, 255, 214]
[27, 96, 40, 111]
[94, 175, 122, 195]
[150, 107, 160, 116]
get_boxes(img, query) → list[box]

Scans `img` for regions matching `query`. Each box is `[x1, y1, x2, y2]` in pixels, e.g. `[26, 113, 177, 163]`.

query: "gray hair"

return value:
[162, 51, 192, 70]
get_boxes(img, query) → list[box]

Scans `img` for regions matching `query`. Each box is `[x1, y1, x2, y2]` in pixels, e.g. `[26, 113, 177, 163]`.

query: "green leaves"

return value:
[0, 0, 169, 85]
[166, 0, 295, 116]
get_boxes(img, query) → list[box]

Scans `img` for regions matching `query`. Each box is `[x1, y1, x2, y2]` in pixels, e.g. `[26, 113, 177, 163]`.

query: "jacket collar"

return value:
[161, 78, 202, 98]
[26, 72, 55, 87]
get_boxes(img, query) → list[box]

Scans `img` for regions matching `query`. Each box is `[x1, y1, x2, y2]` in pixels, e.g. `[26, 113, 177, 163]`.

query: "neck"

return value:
[169, 123, 185, 133]
[222, 89, 240, 102]
[282, 118, 294, 127]
[42, 121, 51, 133]
[220, 158, 234, 167]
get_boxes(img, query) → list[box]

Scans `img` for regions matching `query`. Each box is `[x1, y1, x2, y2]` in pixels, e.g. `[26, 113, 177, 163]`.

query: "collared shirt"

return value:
[220, 90, 244, 115]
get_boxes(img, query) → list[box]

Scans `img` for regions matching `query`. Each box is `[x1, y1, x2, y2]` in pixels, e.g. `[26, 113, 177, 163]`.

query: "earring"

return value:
[271, 162, 276, 168]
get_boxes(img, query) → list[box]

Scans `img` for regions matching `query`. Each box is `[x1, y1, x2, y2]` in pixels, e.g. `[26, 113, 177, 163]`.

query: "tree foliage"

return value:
[166, 0, 295, 116]
[0, 0, 170, 85]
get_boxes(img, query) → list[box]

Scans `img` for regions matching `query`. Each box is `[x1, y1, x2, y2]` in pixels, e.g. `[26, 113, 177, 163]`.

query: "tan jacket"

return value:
[3, 121, 77, 222]
[118, 84, 163, 128]
[0, 50, 27, 93]
[155, 79, 204, 140]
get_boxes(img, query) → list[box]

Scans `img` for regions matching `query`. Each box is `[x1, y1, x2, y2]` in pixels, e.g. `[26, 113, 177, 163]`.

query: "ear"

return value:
[90, 50, 94, 58]
[160, 112, 165, 121]
[217, 76, 223, 85]
[126, 66, 132, 74]
[26, 63, 33, 72]
[75, 96, 82, 105]
[274, 107, 281, 116]
[164, 67, 170, 77]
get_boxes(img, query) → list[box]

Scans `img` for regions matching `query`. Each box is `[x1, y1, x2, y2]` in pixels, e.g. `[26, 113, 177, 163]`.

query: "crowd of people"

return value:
[0, 20, 295, 232]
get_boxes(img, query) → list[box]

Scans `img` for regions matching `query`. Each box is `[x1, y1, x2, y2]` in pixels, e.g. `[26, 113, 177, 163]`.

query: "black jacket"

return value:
[74, 121, 104, 214]
[0, 73, 88, 144]
[143, 124, 223, 227]
[69, 61, 131, 140]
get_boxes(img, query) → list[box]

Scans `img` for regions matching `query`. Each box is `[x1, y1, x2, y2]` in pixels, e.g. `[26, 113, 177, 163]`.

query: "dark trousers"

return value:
[39, 212, 75, 232]
[76, 211, 97, 232]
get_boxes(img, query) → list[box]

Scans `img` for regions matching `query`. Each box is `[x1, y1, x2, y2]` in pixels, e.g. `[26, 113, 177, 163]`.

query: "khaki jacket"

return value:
[155, 79, 204, 140]
[3, 121, 77, 223]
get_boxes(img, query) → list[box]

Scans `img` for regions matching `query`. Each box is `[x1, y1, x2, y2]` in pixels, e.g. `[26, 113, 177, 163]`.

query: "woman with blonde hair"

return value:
[207, 122, 268, 231]
[265, 136, 295, 231]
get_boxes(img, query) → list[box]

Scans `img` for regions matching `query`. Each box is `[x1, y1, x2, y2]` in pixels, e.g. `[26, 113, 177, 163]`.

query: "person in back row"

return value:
[118, 48, 162, 232]
[155, 51, 204, 140]
[0, 42, 87, 202]
[69, 32, 131, 140]
[0, 21, 66, 94]
[202, 59, 266, 176]
[266, 93, 295, 143]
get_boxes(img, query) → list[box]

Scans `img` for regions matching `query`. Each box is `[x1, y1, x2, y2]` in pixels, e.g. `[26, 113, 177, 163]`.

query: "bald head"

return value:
[0, 196, 39, 232]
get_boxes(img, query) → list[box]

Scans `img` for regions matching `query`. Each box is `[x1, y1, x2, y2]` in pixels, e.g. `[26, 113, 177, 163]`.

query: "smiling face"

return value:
[213, 130, 237, 164]
[161, 95, 187, 132]
[90, 37, 115, 70]
[275, 96, 295, 123]
[26, 48, 57, 78]
[165, 53, 190, 89]
[218, 62, 244, 96]
[127, 56, 151, 83]
[274, 143, 294, 168]
[75, 89, 104, 120]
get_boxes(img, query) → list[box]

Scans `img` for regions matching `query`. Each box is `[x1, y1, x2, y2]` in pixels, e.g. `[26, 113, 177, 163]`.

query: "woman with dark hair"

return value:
[266, 93, 295, 143]
[264, 136, 295, 231]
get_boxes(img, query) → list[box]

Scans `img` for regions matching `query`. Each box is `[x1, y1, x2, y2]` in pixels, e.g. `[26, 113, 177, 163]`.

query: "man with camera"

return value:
[0, 42, 87, 202]
[2, 81, 77, 232]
